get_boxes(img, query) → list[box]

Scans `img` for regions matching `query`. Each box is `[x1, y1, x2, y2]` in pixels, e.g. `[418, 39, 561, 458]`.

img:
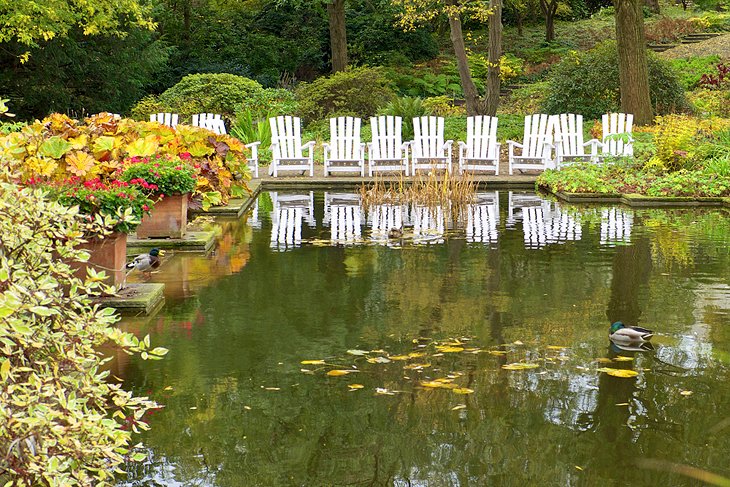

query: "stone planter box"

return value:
[74, 232, 128, 287]
[136, 193, 189, 239]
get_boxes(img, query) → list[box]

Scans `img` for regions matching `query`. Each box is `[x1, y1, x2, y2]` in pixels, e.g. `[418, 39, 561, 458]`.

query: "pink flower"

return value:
[179, 152, 191, 160]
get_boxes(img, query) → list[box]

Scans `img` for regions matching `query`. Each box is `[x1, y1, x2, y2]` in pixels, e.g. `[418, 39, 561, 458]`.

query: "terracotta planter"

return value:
[136, 193, 189, 239]
[74, 232, 128, 287]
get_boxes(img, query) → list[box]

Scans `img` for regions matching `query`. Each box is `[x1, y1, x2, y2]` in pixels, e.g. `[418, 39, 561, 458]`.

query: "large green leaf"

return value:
[38, 136, 73, 159]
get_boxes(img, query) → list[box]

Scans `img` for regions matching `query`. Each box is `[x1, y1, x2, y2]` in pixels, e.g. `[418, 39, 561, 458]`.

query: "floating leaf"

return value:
[407, 352, 425, 358]
[597, 367, 638, 378]
[347, 349, 369, 356]
[680, 390, 693, 396]
[327, 369, 357, 377]
[301, 360, 325, 365]
[375, 388, 395, 395]
[163, 386, 173, 391]
[421, 380, 457, 389]
[451, 404, 467, 411]
[367, 356, 391, 364]
[436, 346, 464, 353]
[403, 362, 431, 370]
[615, 402, 629, 406]
[264, 387, 280, 391]
[388, 355, 410, 361]
[452, 388, 474, 394]
[547, 345, 568, 350]
[614, 356, 634, 362]
[596, 358, 613, 363]
[575, 466, 584, 471]
[348, 384, 364, 390]
[488, 350, 508, 356]
[513, 340, 524, 345]
[502, 363, 540, 370]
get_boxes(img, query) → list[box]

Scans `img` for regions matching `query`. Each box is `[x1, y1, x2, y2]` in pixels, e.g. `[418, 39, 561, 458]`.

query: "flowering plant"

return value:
[34, 177, 154, 234]
[119, 154, 196, 196]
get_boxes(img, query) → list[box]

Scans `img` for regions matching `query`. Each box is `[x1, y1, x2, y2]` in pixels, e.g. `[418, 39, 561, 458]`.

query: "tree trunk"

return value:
[447, 3, 481, 115]
[540, 0, 558, 42]
[483, 0, 502, 116]
[327, 0, 348, 73]
[644, 0, 660, 14]
[615, 0, 653, 125]
[516, 12, 524, 37]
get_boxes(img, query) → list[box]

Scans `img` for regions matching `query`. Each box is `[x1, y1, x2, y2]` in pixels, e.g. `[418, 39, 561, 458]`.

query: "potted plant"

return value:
[120, 154, 197, 239]
[35, 177, 153, 286]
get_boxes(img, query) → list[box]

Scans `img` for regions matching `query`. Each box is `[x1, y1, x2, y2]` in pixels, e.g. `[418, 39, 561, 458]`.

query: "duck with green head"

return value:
[609, 321, 654, 342]
[126, 248, 163, 275]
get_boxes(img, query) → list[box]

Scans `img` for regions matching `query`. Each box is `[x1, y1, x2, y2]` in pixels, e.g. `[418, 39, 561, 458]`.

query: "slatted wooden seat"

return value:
[507, 114, 554, 174]
[323, 117, 365, 177]
[192, 113, 226, 135]
[411, 116, 453, 174]
[553, 113, 601, 169]
[150, 112, 179, 128]
[269, 116, 315, 177]
[597, 113, 634, 160]
[458, 116, 500, 175]
[368, 116, 410, 176]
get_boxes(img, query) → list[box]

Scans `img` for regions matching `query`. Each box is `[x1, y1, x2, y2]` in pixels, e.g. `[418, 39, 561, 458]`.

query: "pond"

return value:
[117, 190, 730, 486]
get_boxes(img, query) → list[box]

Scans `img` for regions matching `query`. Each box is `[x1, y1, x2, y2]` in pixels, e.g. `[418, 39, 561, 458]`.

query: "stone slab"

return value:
[97, 283, 165, 315]
[189, 180, 262, 218]
[550, 190, 728, 208]
[126, 231, 216, 254]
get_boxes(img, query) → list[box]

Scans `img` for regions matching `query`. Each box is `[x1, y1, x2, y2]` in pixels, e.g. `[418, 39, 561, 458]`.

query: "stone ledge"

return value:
[188, 180, 262, 218]
[97, 283, 165, 315]
[550, 190, 729, 208]
[126, 231, 216, 254]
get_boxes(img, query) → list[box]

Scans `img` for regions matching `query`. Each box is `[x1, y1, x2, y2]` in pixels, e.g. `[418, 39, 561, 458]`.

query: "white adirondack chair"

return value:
[192, 113, 226, 134]
[458, 116, 500, 175]
[465, 191, 500, 243]
[597, 113, 634, 160]
[368, 116, 410, 176]
[411, 116, 453, 174]
[245, 142, 261, 178]
[269, 116, 315, 177]
[323, 117, 365, 177]
[150, 112, 179, 128]
[553, 113, 601, 169]
[507, 114, 555, 174]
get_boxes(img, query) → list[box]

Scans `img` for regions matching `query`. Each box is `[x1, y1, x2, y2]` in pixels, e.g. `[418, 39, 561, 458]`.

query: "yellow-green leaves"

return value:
[597, 367, 639, 378]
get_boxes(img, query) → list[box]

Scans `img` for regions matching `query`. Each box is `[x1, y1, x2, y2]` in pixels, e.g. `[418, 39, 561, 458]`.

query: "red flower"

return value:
[142, 204, 150, 211]
[179, 152, 191, 160]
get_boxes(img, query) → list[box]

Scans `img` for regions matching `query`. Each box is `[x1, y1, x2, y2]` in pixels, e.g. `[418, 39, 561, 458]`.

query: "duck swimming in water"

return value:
[126, 248, 163, 275]
[609, 321, 654, 342]
[388, 227, 403, 239]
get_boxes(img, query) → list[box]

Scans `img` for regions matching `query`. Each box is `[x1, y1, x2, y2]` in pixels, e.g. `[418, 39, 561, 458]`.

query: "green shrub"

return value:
[501, 82, 549, 115]
[542, 41, 691, 120]
[669, 55, 721, 90]
[0, 182, 167, 487]
[422, 96, 466, 117]
[132, 73, 265, 122]
[295, 67, 395, 124]
[379, 96, 427, 139]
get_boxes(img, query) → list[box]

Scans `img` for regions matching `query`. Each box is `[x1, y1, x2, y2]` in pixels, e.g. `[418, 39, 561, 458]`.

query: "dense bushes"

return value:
[294, 67, 395, 124]
[542, 41, 691, 120]
[131, 74, 265, 121]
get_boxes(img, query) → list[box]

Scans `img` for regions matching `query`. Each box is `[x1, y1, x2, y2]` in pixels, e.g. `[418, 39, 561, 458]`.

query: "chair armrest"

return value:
[303, 141, 316, 149]
[443, 140, 454, 147]
[322, 142, 331, 151]
[401, 141, 411, 150]
[506, 140, 523, 149]
[457, 141, 468, 149]
[245, 141, 261, 160]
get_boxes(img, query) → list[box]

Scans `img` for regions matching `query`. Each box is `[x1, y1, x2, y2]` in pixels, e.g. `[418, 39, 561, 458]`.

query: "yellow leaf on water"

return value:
[367, 357, 391, 364]
[403, 363, 431, 370]
[547, 345, 568, 350]
[597, 367, 638, 378]
[502, 363, 540, 370]
[513, 340, 524, 345]
[436, 346, 464, 353]
[389, 355, 410, 361]
[163, 386, 173, 391]
[348, 384, 364, 390]
[375, 388, 395, 395]
[327, 369, 357, 377]
[421, 380, 457, 389]
[596, 358, 613, 363]
[614, 356, 634, 362]
[452, 388, 474, 394]
[301, 360, 326, 365]
[615, 402, 629, 406]
[451, 404, 467, 411]
[575, 466, 584, 471]
[264, 387, 280, 391]
[347, 349, 369, 356]
[489, 350, 508, 355]
[408, 352, 425, 358]
[680, 390, 693, 396]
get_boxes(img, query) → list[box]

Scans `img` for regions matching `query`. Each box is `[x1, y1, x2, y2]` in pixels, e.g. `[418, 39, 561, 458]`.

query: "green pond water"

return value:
[118, 190, 730, 487]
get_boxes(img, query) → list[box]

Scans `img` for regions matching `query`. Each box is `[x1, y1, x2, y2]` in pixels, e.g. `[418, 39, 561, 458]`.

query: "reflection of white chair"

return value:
[412, 205, 445, 244]
[600, 208, 632, 245]
[411, 116, 453, 174]
[458, 116, 500, 175]
[246, 198, 261, 229]
[269, 116, 315, 177]
[270, 192, 315, 250]
[522, 205, 582, 249]
[323, 117, 365, 177]
[150, 112, 179, 128]
[507, 191, 551, 227]
[466, 191, 499, 243]
[324, 193, 363, 244]
[368, 116, 410, 176]
[507, 114, 554, 174]
[368, 203, 409, 239]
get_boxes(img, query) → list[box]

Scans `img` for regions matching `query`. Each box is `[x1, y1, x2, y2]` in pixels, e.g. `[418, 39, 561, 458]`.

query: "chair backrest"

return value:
[602, 113, 633, 156]
[553, 113, 586, 156]
[150, 112, 179, 128]
[522, 114, 553, 158]
[465, 116, 499, 160]
[369, 116, 403, 160]
[412, 116, 446, 158]
[193, 113, 226, 135]
[329, 116, 362, 160]
[270, 116, 305, 160]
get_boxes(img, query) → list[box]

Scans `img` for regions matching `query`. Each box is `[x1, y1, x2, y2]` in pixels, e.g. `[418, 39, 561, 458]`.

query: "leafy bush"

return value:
[698, 63, 730, 90]
[132, 73, 265, 121]
[687, 89, 730, 117]
[295, 67, 395, 123]
[422, 96, 466, 117]
[646, 114, 702, 171]
[542, 41, 691, 120]
[668, 55, 721, 90]
[0, 182, 167, 487]
[120, 155, 197, 196]
[379, 96, 427, 139]
[501, 82, 549, 115]
[646, 169, 729, 197]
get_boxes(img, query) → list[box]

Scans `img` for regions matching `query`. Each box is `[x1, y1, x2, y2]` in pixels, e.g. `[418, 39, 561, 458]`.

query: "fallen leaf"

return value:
[547, 345, 568, 350]
[615, 403, 629, 406]
[452, 388, 475, 394]
[347, 349, 369, 356]
[244, 406, 251, 410]
[367, 356, 391, 364]
[189, 407, 197, 410]
[613, 356, 634, 362]
[404, 363, 431, 370]
[596, 358, 613, 363]
[348, 384, 364, 390]
[502, 363, 540, 370]
[421, 380, 457, 389]
[575, 466, 584, 471]
[408, 352, 426, 358]
[388, 355, 410, 361]
[163, 386, 173, 391]
[300, 369, 314, 374]
[327, 369, 358, 377]
[301, 360, 326, 365]
[680, 390, 693, 396]
[436, 346, 464, 353]
[513, 340, 524, 345]
[451, 404, 467, 411]
[264, 387, 281, 391]
[597, 367, 638, 378]
[488, 350, 508, 356]
[375, 388, 395, 395]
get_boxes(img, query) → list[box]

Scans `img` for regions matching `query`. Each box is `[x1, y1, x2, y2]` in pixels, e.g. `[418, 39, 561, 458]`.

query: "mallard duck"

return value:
[126, 248, 163, 274]
[609, 321, 654, 342]
[388, 227, 403, 239]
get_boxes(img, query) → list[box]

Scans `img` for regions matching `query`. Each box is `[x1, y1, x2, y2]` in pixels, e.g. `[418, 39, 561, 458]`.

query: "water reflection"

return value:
[269, 192, 315, 249]
[601, 208, 633, 246]
[465, 191, 499, 244]
[323, 192, 363, 244]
